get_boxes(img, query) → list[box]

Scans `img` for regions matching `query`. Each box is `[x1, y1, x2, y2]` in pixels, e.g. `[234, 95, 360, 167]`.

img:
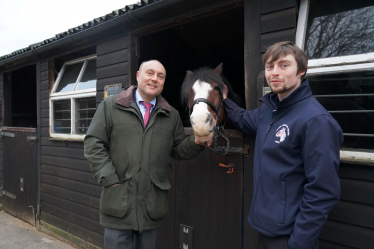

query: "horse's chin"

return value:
[193, 130, 214, 143]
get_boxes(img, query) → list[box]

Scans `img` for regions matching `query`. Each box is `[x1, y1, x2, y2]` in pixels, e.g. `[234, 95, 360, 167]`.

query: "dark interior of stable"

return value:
[138, 7, 244, 126]
[3, 65, 37, 128]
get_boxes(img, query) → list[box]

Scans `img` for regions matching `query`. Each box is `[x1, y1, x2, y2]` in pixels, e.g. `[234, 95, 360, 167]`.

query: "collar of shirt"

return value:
[135, 89, 157, 118]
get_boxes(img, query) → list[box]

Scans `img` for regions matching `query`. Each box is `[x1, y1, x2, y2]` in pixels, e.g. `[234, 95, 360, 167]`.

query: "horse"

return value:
[180, 63, 241, 154]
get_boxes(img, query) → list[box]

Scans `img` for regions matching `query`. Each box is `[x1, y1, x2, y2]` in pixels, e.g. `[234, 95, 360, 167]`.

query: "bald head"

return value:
[138, 60, 166, 77]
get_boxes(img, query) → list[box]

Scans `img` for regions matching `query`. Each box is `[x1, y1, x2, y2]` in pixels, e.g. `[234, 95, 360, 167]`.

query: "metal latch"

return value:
[27, 136, 38, 142]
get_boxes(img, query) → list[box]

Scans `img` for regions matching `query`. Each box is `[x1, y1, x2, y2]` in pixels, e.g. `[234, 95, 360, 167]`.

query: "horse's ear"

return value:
[186, 70, 193, 78]
[214, 63, 223, 75]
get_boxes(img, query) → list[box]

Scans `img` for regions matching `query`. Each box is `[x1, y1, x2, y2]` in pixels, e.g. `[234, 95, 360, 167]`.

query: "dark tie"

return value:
[141, 102, 153, 126]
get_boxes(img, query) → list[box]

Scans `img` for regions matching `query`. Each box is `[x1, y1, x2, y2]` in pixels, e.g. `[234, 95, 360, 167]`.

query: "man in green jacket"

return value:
[84, 60, 208, 249]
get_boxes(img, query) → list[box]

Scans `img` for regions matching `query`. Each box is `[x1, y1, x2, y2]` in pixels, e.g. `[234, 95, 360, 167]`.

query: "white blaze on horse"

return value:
[181, 63, 241, 146]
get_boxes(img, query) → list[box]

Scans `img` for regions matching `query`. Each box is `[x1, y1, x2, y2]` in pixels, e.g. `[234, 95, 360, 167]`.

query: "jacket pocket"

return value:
[278, 180, 286, 224]
[100, 178, 131, 217]
[146, 178, 171, 220]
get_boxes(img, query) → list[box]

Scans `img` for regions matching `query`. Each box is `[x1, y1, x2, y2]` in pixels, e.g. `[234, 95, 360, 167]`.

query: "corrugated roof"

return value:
[0, 0, 156, 62]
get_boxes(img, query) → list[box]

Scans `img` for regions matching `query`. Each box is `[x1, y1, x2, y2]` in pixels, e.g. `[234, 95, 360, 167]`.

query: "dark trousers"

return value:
[259, 234, 319, 249]
[104, 228, 157, 249]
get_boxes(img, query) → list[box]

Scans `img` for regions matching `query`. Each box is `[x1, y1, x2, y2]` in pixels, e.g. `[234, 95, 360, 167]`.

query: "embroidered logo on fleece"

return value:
[275, 124, 290, 143]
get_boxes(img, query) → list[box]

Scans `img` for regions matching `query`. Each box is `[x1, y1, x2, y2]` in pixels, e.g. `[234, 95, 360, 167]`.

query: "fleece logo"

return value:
[275, 124, 290, 143]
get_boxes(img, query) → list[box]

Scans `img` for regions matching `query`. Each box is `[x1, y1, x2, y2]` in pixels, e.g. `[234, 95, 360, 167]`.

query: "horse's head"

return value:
[181, 64, 226, 143]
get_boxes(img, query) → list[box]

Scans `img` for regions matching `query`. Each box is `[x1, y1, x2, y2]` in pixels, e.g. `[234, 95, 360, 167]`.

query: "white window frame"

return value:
[49, 55, 97, 140]
[296, 0, 374, 75]
[296, 0, 374, 165]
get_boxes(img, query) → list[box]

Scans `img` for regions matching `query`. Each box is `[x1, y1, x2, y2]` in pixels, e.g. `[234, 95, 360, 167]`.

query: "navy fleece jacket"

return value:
[224, 80, 343, 249]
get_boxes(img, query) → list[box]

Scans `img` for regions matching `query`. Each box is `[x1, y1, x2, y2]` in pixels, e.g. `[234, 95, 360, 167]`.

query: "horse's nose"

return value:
[190, 112, 211, 127]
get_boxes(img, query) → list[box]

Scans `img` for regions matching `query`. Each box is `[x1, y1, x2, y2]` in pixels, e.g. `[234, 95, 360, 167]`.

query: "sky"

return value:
[0, 0, 138, 57]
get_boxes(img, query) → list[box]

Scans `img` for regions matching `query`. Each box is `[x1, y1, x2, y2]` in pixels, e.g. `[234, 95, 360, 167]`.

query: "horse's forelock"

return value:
[180, 67, 226, 105]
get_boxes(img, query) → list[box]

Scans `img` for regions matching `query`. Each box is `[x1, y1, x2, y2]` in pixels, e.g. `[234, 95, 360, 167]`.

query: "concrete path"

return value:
[0, 210, 76, 249]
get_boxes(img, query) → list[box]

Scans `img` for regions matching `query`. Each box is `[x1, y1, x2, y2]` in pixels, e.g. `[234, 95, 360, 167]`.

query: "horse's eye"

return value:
[214, 86, 220, 91]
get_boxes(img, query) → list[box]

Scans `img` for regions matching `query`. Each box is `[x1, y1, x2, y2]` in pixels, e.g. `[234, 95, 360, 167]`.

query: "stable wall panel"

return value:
[97, 62, 129, 79]
[261, 0, 295, 14]
[41, 108, 49, 118]
[41, 201, 103, 234]
[41, 90, 49, 100]
[41, 192, 99, 221]
[320, 220, 374, 248]
[41, 212, 103, 247]
[329, 200, 374, 229]
[41, 146, 85, 160]
[41, 182, 99, 209]
[41, 61, 48, 72]
[340, 178, 374, 205]
[97, 35, 130, 55]
[41, 164, 97, 185]
[41, 155, 91, 172]
[41, 173, 100, 197]
[260, 28, 295, 52]
[96, 49, 129, 68]
[261, 8, 296, 34]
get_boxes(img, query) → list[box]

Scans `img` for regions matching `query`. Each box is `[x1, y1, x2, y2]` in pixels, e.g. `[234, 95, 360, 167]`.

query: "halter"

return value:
[188, 87, 230, 155]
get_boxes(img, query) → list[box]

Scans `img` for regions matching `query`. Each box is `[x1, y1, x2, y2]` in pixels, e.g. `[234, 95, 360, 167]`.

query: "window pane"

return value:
[53, 100, 71, 134]
[76, 59, 97, 90]
[75, 97, 96, 135]
[308, 70, 374, 151]
[305, 0, 374, 59]
[56, 62, 84, 92]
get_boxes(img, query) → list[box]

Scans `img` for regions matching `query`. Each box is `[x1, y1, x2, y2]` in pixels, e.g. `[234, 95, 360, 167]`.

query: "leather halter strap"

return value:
[189, 87, 223, 117]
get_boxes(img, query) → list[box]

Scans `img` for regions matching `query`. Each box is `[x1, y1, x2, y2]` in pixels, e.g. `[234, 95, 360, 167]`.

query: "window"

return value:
[296, 0, 374, 158]
[50, 55, 97, 139]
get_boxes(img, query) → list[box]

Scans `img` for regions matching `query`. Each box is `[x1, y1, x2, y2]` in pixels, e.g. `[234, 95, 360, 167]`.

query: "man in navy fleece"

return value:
[223, 41, 343, 249]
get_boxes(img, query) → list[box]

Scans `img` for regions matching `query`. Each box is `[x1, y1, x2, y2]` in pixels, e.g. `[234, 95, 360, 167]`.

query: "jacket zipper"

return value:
[252, 107, 278, 224]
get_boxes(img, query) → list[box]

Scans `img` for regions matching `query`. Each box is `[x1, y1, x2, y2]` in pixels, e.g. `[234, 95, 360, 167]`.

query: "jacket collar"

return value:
[115, 85, 171, 112]
[260, 79, 313, 110]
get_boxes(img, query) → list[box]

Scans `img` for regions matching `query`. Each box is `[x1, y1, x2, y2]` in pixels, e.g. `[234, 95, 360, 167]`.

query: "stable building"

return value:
[0, 0, 373, 248]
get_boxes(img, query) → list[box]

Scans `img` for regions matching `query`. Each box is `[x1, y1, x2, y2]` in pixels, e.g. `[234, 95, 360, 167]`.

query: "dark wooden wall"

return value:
[96, 35, 131, 105]
[320, 163, 374, 248]
[0, 72, 3, 195]
[39, 60, 104, 247]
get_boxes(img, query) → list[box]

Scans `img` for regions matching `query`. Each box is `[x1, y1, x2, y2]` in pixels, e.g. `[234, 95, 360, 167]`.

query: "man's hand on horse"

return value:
[222, 85, 228, 99]
[194, 137, 213, 147]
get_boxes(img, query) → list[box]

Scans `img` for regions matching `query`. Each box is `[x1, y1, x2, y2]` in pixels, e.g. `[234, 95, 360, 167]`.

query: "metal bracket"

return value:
[219, 163, 234, 174]
[29, 205, 36, 226]
[27, 136, 38, 142]
[215, 146, 249, 155]
[0, 130, 15, 140]
[0, 188, 17, 199]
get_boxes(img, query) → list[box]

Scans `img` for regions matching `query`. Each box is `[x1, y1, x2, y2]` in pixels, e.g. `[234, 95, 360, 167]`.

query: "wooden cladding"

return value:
[96, 35, 131, 104]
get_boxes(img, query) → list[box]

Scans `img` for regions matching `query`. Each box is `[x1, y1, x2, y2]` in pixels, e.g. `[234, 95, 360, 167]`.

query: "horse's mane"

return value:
[180, 66, 242, 106]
